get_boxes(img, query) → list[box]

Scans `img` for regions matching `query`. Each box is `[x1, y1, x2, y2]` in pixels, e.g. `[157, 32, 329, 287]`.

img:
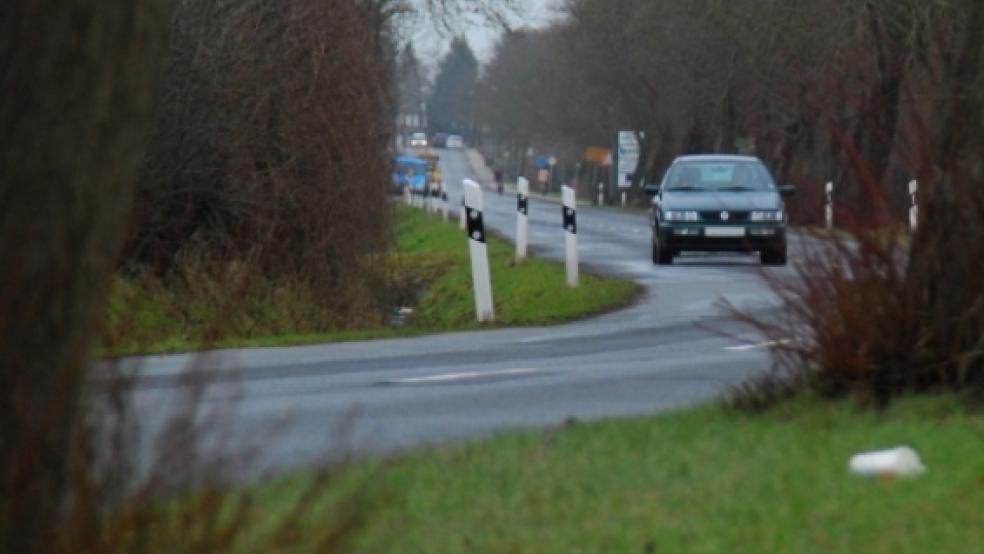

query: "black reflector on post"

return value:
[467, 208, 486, 243]
[562, 206, 577, 234]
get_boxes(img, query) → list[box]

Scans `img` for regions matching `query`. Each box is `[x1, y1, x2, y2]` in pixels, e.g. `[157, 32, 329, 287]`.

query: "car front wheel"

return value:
[652, 233, 674, 265]
[760, 247, 787, 266]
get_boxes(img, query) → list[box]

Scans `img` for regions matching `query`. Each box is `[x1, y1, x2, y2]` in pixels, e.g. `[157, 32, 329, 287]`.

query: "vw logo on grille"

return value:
[720, 211, 730, 221]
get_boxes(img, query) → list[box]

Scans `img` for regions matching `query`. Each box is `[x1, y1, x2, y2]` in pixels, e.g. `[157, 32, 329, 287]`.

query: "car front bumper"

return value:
[657, 224, 786, 252]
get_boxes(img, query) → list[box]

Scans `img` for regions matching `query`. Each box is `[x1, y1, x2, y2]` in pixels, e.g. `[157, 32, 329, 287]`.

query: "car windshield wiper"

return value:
[717, 186, 757, 192]
[666, 185, 704, 191]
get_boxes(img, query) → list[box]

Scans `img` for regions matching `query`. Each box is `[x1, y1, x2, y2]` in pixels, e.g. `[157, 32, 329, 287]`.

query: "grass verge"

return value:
[393, 205, 640, 328]
[253, 395, 983, 553]
[103, 204, 640, 355]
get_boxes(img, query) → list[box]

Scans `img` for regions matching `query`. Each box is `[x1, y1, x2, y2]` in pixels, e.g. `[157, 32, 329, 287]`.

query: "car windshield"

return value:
[664, 160, 776, 192]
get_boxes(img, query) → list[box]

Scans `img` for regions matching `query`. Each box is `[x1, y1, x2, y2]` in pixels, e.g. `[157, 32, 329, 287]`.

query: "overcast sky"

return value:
[408, 0, 565, 73]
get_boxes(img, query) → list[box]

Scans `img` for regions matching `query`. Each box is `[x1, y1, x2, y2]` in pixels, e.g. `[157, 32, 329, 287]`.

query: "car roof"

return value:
[673, 154, 761, 163]
[395, 155, 427, 165]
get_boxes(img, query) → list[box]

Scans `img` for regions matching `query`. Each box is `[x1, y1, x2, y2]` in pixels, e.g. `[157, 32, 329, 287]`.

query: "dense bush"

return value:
[126, 0, 396, 332]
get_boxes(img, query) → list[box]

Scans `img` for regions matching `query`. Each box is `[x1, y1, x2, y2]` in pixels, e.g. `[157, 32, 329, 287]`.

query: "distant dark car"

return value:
[647, 155, 795, 266]
[430, 133, 448, 148]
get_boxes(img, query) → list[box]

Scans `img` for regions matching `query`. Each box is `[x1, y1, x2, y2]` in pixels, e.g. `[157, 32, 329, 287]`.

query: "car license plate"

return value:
[705, 226, 746, 237]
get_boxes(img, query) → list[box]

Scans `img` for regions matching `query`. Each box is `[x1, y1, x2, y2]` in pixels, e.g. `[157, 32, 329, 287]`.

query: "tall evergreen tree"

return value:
[397, 42, 425, 123]
[427, 37, 479, 138]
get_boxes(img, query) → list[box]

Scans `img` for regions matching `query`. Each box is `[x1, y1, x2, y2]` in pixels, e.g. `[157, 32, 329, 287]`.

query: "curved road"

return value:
[120, 149, 796, 471]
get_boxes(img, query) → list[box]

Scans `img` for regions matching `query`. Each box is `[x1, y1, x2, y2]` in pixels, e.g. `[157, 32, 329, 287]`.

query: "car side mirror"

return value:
[778, 185, 797, 196]
[644, 184, 661, 197]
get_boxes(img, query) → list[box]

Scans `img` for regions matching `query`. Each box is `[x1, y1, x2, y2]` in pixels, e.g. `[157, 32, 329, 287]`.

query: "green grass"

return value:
[394, 205, 640, 328]
[103, 204, 639, 355]
[251, 395, 983, 553]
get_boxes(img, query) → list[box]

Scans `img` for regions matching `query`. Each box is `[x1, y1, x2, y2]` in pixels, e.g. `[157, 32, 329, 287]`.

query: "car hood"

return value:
[661, 190, 781, 212]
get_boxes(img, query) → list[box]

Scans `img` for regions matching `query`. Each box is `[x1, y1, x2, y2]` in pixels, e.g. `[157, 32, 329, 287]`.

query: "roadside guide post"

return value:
[548, 156, 558, 194]
[516, 177, 529, 263]
[441, 181, 449, 222]
[825, 181, 834, 230]
[463, 180, 495, 322]
[459, 196, 466, 229]
[562, 185, 579, 288]
[908, 180, 918, 232]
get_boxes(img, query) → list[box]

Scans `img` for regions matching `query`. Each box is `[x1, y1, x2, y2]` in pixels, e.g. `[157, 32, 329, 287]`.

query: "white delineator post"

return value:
[459, 196, 466, 229]
[825, 181, 834, 230]
[562, 185, 579, 288]
[440, 182, 449, 222]
[908, 180, 918, 232]
[464, 179, 495, 322]
[516, 177, 529, 263]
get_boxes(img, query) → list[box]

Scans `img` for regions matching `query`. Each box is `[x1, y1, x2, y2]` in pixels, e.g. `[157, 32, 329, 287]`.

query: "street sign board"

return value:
[584, 146, 610, 164]
[614, 130, 640, 189]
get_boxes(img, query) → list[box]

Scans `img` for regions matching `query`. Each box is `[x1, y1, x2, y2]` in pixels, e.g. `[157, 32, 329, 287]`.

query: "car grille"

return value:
[699, 210, 750, 222]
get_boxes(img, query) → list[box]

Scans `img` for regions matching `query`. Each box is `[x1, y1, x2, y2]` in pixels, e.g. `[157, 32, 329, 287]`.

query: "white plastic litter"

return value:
[849, 446, 926, 478]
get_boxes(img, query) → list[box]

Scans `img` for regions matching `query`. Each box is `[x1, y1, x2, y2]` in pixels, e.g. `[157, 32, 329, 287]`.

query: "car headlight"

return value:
[750, 210, 784, 222]
[663, 210, 699, 222]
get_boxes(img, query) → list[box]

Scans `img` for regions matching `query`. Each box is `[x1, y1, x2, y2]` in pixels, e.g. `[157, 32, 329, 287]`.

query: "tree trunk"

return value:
[0, 2, 168, 551]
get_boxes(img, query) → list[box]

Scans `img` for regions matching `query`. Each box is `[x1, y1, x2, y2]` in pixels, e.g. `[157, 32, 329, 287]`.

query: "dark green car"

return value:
[648, 155, 795, 266]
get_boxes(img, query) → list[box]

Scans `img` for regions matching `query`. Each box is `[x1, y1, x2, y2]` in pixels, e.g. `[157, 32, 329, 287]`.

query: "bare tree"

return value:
[0, 2, 170, 551]
[127, 0, 398, 331]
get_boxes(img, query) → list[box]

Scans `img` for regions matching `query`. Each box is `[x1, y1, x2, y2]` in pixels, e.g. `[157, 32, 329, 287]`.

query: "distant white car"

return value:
[408, 132, 428, 148]
[445, 134, 464, 148]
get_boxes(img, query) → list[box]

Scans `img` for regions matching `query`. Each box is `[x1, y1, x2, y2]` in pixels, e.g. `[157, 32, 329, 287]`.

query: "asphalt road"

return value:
[115, 148, 797, 473]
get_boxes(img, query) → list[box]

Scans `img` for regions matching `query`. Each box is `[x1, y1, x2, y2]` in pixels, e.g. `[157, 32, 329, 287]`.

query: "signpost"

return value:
[516, 177, 529, 263]
[562, 186, 579, 288]
[825, 181, 834, 230]
[548, 156, 558, 192]
[463, 180, 494, 322]
[613, 130, 640, 190]
[908, 180, 918, 232]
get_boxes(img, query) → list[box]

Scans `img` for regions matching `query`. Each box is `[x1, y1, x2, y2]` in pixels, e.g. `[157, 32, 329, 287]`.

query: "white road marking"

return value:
[384, 367, 539, 385]
[724, 339, 791, 351]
